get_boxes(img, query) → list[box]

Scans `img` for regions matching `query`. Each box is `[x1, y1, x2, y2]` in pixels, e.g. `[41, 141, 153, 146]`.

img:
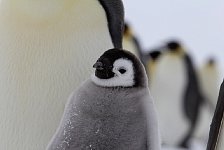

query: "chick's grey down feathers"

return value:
[48, 80, 153, 150]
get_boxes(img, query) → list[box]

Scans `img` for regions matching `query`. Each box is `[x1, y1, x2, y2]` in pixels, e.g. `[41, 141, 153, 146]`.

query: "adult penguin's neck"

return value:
[0, 0, 75, 24]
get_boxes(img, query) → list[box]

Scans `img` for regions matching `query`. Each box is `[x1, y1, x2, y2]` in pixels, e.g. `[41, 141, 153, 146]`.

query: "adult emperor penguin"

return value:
[0, 0, 124, 150]
[150, 40, 204, 148]
[199, 58, 220, 109]
[207, 80, 224, 150]
[145, 50, 162, 85]
[47, 48, 161, 150]
[194, 58, 220, 142]
[123, 23, 143, 63]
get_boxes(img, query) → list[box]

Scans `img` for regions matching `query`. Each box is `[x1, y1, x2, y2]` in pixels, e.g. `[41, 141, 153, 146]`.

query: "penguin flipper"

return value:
[207, 80, 224, 150]
[98, 0, 124, 49]
[181, 54, 204, 147]
[183, 54, 204, 123]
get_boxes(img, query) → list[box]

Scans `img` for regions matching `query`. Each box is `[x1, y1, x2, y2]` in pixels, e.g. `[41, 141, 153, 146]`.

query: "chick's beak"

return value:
[93, 61, 104, 70]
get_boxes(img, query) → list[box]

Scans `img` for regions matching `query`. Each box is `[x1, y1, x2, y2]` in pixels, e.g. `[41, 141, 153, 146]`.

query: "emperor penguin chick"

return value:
[47, 49, 161, 150]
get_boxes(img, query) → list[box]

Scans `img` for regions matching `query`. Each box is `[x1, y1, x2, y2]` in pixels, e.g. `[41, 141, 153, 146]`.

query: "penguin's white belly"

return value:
[195, 67, 219, 141]
[199, 67, 219, 108]
[151, 55, 189, 145]
[123, 37, 138, 57]
[0, 1, 113, 150]
[193, 104, 213, 140]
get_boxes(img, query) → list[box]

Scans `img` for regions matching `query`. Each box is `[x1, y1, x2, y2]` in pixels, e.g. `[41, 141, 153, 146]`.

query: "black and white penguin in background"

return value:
[207, 80, 224, 150]
[0, 0, 124, 149]
[149, 40, 204, 148]
[47, 49, 161, 150]
[145, 49, 162, 85]
[194, 58, 220, 142]
[122, 23, 144, 64]
[199, 58, 220, 109]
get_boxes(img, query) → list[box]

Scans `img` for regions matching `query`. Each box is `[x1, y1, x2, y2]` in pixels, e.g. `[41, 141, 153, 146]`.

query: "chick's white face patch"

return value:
[91, 58, 135, 87]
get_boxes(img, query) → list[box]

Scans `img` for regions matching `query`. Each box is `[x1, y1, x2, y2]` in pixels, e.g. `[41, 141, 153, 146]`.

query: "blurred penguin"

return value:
[182, 46, 205, 147]
[199, 58, 220, 109]
[194, 58, 220, 142]
[123, 23, 144, 64]
[207, 80, 224, 150]
[150, 40, 204, 148]
[145, 49, 162, 85]
[0, 0, 124, 150]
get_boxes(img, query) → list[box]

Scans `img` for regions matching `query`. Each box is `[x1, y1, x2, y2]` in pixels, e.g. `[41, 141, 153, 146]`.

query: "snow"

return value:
[162, 140, 206, 150]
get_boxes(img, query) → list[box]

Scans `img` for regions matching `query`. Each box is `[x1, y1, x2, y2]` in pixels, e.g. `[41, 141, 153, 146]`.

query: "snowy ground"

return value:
[162, 140, 206, 150]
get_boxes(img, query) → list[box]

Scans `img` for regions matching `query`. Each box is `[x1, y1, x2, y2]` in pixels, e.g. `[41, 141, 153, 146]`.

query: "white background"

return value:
[123, 0, 224, 79]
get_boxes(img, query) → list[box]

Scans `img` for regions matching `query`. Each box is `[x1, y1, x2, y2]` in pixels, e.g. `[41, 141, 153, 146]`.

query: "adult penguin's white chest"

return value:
[0, 1, 113, 150]
[150, 54, 189, 145]
[199, 65, 219, 108]
[194, 64, 220, 140]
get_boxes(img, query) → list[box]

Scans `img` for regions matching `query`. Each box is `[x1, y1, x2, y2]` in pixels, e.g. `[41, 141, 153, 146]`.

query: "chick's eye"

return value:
[118, 68, 126, 74]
